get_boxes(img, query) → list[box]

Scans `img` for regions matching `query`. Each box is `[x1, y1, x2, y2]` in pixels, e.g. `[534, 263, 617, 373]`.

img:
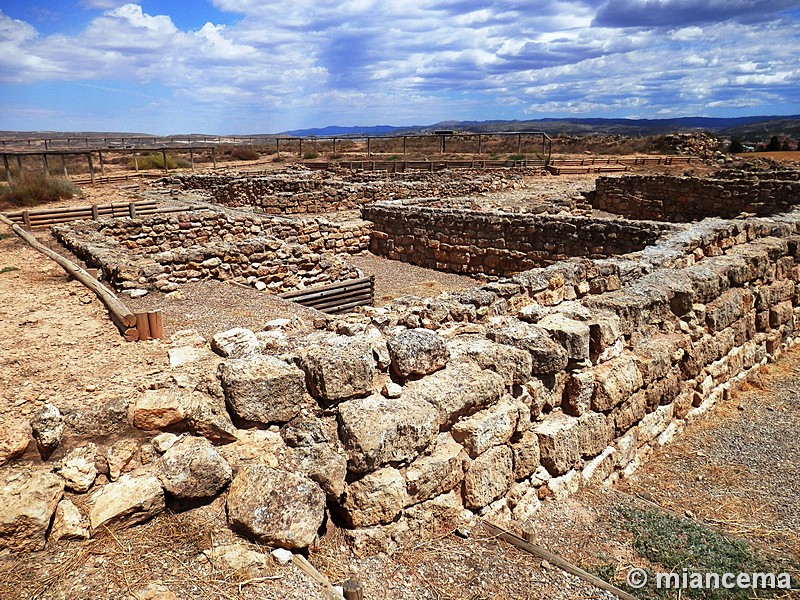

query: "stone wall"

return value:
[172, 168, 521, 214]
[364, 200, 672, 275]
[594, 173, 800, 221]
[12, 207, 800, 556]
[53, 210, 366, 293]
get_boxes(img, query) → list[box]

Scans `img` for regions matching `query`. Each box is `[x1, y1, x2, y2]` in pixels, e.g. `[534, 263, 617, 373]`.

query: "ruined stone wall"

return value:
[178, 210, 800, 552]
[173, 168, 520, 214]
[594, 174, 800, 221]
[363, 201, 672, 276]
[14, 208, 800, 555]
[53, 210, 365, 293]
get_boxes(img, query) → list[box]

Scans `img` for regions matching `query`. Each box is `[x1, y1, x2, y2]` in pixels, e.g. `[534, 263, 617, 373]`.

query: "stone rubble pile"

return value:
[6, 206, 800, 555]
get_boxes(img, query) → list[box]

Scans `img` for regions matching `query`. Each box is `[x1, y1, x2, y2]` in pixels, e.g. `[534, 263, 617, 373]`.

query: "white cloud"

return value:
[0, 1, 798, 132]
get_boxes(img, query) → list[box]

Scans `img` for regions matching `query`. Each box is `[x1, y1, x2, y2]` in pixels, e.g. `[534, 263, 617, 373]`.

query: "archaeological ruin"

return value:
[3, 161, 800, 563]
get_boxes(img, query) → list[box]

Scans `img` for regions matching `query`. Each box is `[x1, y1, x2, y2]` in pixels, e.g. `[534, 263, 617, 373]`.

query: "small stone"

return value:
[152, 432, 180, 453]
[382, 381, 403, 398]
[58, 443, 98, 492]
[30, 403, 63, 459]
[271, 547, 294, 565]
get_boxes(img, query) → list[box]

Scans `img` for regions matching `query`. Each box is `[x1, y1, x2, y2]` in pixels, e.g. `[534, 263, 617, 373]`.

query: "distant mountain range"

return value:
[280, 115, 800, 141]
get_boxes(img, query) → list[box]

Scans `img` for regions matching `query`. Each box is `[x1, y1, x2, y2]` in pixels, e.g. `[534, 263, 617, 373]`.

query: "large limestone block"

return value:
[405, 433, 470, 504]
[446, 334, 533, 385]
[157, 436, 232, 500]
[0, 470, 64, 552]
[218, 355, 306, 425]
[57, 443, 98, 493]
[532, 411, 579, 476]
[487, 318, 569, 374]
[131, 388, 193, 430]
[451, 398, 519, 459]
[387, 328, 450, 378]
[210, 327, 260, 358]
[576, 412, 614, 458]
[463, 445, 513, 510]
[337, 394, 438, 475]
[592, 355, 644, 412]
[343, 467, 407, 527]
[227, 465, 325, 550]
[297, 336, 375, 402]
[537, 313, 590, 361]
[404, 362, 506, 428]
[89, 473, 165, 530]
[511, 430, 541, 480]
[705, 288, 751, 332]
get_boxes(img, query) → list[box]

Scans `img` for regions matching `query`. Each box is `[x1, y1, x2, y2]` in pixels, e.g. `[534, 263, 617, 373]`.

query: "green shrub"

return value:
[272, 155, 284, 163]
[610, 506, 797, 600]
[303, 152, 320, 160]
[0, 173, 80, 208]
[508, 154, 526, 161]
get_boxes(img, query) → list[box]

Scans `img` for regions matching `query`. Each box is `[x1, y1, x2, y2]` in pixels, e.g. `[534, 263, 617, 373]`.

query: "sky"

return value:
[0, 0, 799, 135]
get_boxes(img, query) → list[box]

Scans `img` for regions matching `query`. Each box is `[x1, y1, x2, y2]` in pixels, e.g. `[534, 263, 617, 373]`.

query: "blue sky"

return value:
[0, 0, 798, 134]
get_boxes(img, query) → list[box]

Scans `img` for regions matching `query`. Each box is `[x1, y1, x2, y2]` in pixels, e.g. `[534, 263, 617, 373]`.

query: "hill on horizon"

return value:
[281, 114, 800, 141]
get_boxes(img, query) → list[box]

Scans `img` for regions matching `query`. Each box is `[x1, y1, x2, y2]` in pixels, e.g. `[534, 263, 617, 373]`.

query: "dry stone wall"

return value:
[11, 204, 800, 557]
[52, 210, 366, 293]
[594, 173, 800, 221]
[364, 200, 672, 275]
[172, 168, 521, 214]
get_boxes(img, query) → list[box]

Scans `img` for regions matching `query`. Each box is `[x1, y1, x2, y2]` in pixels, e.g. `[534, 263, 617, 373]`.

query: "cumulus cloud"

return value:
[0, 0, 798, 132]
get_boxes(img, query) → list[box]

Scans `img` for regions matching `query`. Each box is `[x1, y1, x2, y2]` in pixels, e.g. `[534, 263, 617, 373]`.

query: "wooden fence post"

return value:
[99, 151, 106, 177]
[3, 154, 11, 183]
[189, 147, 194, 171]
[161, 149, 168, 173]
[211, 147, 217, 169]
[91, 204, 99, 220]
[16, 154, 23, 176]
[342, 579, 363, 600]
[128, 202, 137, 218]
[87, 153, 95, 185]
[133, 150, 139, 171]
[147, 310, 164, 339]
[61, 154, 68, 177]
[22, 211, 31, 231]
[42, 153, 49, 176]
[135, 312, 151, 341]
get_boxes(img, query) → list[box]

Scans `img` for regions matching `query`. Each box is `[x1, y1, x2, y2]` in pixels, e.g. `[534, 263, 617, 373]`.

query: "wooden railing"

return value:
[279, 276, 375, 314]
[2, 201, 191, 230]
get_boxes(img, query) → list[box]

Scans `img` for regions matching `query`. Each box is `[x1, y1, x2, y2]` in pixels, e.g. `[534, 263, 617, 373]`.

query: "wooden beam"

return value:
[481, 521, 640, 600]
[0, 213, 137, 333]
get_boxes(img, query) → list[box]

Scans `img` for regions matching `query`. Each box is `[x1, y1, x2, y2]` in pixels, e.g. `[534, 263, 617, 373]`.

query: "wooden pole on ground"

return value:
[342, 579, 364, 600]
[291, 555, 345, 600]
[0, 213, 138, 337]
[135, 312, 151, 341]
[147, 310, 164, 339]
[481, 521, 640, 600]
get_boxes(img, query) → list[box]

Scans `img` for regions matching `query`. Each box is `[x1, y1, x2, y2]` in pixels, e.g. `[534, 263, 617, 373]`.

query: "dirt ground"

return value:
[2, 158, 799, 599]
